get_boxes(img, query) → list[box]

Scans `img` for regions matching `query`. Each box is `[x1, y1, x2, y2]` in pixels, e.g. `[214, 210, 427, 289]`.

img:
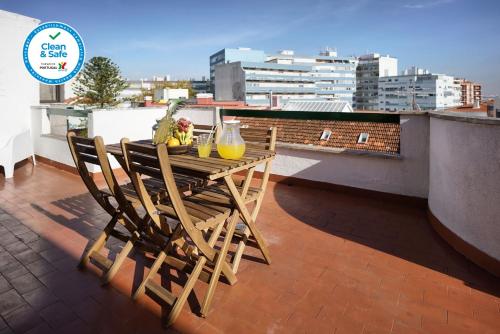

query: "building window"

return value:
[357, 133, 369, 144]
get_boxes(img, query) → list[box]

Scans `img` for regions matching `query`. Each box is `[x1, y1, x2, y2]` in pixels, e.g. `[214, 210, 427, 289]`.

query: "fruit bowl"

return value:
[167, 144, 192, 155]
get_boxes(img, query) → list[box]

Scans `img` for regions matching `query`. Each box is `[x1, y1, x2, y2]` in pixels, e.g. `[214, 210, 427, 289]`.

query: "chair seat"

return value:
[100, 179, 161, 202]
[193, 183, 261, 204]
[156, 191, 233, 231]
[100, 174, 204, 202]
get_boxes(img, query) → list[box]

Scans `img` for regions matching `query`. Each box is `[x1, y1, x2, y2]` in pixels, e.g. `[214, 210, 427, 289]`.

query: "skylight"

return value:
[320, 129, 332, 141]
[358, 133, 369, 144]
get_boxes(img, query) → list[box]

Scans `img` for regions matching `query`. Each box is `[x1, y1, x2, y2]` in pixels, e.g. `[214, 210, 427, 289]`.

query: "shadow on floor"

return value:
[271, 179, 500, 298]
[0, 203, 189, 333]
[29, 192, 235, 324]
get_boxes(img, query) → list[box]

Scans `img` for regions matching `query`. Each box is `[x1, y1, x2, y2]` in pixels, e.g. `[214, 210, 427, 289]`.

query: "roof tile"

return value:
[236, 117, 400, 155]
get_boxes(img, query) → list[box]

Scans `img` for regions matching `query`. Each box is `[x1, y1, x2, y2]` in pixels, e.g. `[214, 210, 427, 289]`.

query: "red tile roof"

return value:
[235, 117, 400, 155]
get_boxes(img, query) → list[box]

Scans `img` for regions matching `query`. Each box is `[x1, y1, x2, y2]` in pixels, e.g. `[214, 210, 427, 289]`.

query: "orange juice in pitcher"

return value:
[217, 120, 246, 160]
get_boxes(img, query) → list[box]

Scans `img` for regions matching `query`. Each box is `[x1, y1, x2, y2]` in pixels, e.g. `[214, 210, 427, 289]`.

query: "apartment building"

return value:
[213, 48, 357, 106]
[456, 79, 481, 106]
[190, 79, 211, 94]
[209, 48, 267, 93]
[355, 53, 398, 110]
[378, 67, 461, 111]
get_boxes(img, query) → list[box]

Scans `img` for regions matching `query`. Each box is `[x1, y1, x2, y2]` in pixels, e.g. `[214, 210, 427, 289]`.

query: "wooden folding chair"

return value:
[195, 126, 277, 272]
[121, 139, 238, 326]
[192, 124, 216, 138]
[67, 133, 199, 284]
[67, 132, 153, 283]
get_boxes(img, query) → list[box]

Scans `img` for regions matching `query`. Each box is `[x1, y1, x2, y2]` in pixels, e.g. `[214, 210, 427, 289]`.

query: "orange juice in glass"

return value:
[197, 134, 212, 158]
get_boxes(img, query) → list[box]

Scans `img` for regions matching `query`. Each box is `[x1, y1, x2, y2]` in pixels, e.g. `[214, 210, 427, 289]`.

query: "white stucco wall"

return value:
[267, 115, 429, 198]
[429, 114, 500, 260]
[90, 106, 217, 170]
[89, 106, 217, 142]
[31, 106, 219, 172]
[31, 106, 75, 167]
[0, 11, 40, 130]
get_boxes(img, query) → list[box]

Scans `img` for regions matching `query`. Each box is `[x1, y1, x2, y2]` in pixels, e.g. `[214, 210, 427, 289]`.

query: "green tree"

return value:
[73, 56, 128, 108]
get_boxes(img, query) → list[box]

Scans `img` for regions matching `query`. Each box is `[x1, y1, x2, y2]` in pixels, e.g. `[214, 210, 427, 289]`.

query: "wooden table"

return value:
[106, 140, 275, 268]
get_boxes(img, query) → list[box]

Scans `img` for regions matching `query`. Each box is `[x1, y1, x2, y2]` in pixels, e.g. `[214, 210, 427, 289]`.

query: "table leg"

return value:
[223, 175, 271, 265]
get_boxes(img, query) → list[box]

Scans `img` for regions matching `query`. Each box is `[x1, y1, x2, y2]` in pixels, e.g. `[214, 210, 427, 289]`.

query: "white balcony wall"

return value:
[31, 106, 218, 172]
[266, 114, 429, 198]
[0, 11, 40, 131]
[90, 106, 217, 171]
[32, 106, 427, 197]
[429, 113, 500, 262]
[31, 106, 76, 167]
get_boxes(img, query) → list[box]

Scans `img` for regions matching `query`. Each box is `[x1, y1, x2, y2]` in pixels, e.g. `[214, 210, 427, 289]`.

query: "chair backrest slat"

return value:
[67, 132, 140, 223]
[127, 152, 160, 169]
[74, 144, 98, 156]
[131, 164, 163, 180]
[240, 127, 276, 151]
[123, 144, 162, 179]
[70, 136, 95, 146]
[193, 124, 215, 138]
[78, 153, 101, 165]
[125, 142, 157, 155]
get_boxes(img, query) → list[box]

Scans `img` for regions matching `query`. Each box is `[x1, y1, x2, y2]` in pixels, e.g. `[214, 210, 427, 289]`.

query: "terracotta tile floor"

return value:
[0, 161, 499, 334]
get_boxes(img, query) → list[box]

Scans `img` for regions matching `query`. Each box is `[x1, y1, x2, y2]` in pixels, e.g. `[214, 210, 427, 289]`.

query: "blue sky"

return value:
[2, 0, 500, 94]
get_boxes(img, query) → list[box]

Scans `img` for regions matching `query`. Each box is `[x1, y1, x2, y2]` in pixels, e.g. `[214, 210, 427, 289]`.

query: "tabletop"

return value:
[106, 140, 275, 181]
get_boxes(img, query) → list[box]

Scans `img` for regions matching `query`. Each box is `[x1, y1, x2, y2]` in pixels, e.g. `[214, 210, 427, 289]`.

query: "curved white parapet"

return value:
[429, 112, 500, 276]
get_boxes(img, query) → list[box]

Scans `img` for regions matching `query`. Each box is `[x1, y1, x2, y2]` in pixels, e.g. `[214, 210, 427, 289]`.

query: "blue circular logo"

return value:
[23, 22, 85, 85]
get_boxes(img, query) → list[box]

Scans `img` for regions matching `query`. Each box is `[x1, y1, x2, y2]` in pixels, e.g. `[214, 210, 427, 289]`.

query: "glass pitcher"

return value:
[217, 120, 246, 160]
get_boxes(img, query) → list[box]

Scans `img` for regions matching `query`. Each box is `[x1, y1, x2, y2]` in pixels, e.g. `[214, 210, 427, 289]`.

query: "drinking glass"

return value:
[197, 134, 212, 158]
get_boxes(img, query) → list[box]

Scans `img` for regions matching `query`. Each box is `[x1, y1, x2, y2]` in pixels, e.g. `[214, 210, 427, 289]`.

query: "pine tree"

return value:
[73, 57, 127, 108]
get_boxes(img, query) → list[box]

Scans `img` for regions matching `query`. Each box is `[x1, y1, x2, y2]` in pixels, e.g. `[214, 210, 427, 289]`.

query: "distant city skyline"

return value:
[1, 0, 499, 95]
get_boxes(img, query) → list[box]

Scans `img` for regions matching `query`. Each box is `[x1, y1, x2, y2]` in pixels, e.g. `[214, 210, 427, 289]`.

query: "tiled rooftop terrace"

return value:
[0, 161, 499, 334]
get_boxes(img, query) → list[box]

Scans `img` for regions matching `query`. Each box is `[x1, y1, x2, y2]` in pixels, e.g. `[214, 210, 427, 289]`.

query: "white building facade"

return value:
[214, 49, 357, 106]
[120, 77, 171, 99]
[356, 53, 398, 110]
[378, 70, 461, 111]
[153, 88, 189, 102]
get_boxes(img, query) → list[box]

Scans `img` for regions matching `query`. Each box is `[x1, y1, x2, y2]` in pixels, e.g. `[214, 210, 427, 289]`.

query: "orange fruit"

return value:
[167, 137, 180, 147]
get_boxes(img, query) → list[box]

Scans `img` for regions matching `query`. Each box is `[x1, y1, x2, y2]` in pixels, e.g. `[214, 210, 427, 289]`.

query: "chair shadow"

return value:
[271, 178, 500, 298]
[32, 191, 235, 318]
